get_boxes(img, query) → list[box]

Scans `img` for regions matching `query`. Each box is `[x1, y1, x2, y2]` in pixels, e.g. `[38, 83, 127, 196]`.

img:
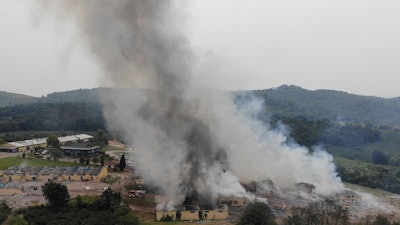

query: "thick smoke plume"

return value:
[38, 0, 344, 206]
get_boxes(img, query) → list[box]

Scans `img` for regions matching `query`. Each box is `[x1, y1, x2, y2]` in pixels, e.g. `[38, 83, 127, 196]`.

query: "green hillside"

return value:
[2, 86, 400, 193]
[0, 91, 38, 107]
[250, 85, 400, 126]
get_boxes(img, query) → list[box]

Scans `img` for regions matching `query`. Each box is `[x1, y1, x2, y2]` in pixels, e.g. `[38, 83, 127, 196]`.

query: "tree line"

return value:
[7, 182, 138, 225]
[239, 201, 399, 225]
[0, 102, 105, 132]
[1, 182, 399, 225]
[268, 116, 381, 148]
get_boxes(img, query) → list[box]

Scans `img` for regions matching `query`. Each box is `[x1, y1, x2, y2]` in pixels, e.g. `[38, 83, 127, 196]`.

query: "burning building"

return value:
[37, 0, 344, 210]
[155, 204, 228, 221]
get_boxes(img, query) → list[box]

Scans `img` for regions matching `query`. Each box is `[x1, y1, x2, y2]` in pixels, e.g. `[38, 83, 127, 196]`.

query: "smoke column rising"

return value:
[37, 0, 344, 206]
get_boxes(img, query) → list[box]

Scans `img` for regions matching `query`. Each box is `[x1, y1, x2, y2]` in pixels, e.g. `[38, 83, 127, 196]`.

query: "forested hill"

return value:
[2, 86, 400, 127]
[0, 88, 105, 107]
[247, 85, 400, 126]
[0, 91, 37, 107]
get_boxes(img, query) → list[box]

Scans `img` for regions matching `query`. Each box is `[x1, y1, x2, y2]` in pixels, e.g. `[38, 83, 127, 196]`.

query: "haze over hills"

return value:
[251, 85, 400, 126]
[2, 85, 400, 193]
[2, 85, 400, 126]
[0, 91, 37, 107]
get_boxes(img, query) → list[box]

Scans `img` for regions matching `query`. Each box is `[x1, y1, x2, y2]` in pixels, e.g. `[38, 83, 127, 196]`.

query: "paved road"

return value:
[0, 152, 21, 159]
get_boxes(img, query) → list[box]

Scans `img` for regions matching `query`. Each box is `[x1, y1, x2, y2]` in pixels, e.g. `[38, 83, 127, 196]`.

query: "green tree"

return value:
[47, 135, 62, 161]
[119, 154, 126, 171]
[97, 129, 109, 147]
[371, 150, 389, 165]
[42, 182, 70, 208]
[372, 214, 390, 225]
[284, 200, 349, 225]
[0, 202, 11, 224]
[49, 148, 63, 161]
[238, 202, 277, 225]
[46, 135, 60, 149]
[79, 157, 85, 164]
[97, 188, 121, 211]
[76, 195, 86, 209]
[92, 156, 99, 164]
[9, 215, 28, 225]
[100, 155, 105, 166]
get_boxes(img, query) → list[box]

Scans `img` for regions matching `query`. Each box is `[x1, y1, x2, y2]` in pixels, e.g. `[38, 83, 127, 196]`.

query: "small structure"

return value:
[296, 182, 316, 194]
[219, 195, 247, 206]
[105, 160, 120, 170]
[3, 166, 107, 182]
[337, 190, 360, 207]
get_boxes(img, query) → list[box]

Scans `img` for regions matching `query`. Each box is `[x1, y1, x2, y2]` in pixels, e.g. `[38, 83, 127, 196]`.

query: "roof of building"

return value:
[58, 134, 93, 143]
[0, 143, 18, 150]
[1, 134, 94, 149]
[105, 161, 120, 166]
[61, 143, 99, 150]
[5, 166, 103, 176]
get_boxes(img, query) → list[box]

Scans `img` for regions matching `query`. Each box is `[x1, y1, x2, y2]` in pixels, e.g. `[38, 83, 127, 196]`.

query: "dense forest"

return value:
[0, 102, 105, 133]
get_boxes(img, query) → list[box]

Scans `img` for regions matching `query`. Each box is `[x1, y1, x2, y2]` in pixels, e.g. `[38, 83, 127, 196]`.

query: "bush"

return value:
[238, 202, 276, 225]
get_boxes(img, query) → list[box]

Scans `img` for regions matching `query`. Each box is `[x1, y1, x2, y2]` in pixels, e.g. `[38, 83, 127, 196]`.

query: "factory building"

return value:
[155, 204, 228, 221]
[0, 134, 93, 153]
[2, 166, 107, 182]
[219, 195, 247, 206]
[61, 143, 99, 158]
[154, 194, 245, 221]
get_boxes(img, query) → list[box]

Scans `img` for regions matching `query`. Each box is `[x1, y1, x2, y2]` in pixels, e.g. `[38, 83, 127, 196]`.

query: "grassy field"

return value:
[344, 182, 390, 198]
[69, 195, 101, 205]
[334, 156, 396, 172]
[0, 156, 78, 170]
[123, 197, 155, 207]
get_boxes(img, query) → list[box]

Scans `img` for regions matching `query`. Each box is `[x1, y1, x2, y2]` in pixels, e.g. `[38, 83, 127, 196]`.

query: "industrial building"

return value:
[2, 166, 107, 182]
[154, 194, 248, 221]
[0, 134, 93, 152]
[61, 143, 99, 158]
[155, 204, 229, 221]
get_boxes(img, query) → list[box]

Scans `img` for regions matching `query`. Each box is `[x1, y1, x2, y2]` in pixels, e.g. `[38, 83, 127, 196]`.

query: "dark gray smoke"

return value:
[37, 0, 344, 209]
[37, 0, 238, 205]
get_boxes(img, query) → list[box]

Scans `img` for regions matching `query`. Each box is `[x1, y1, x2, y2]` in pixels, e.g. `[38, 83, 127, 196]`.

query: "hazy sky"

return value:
[1, 0, 399, 97]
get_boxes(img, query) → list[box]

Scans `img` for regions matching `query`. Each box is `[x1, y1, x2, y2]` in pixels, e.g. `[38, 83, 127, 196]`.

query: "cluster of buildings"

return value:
[154, 195, 247, 221]
[0, 134, 100, 158]
[2, 166, 107, 183]
[0, 134, 93, 153]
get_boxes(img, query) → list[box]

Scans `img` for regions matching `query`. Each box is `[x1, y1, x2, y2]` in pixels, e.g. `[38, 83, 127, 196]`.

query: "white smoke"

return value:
[35, 0, 344, 207]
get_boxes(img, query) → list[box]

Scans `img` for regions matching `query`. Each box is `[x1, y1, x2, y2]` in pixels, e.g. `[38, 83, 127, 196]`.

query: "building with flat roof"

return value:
[2, 166, 107, 182]
[0, 134, 94, 153]
[156, 204, 228, 221]
[61, 143, 99, 158]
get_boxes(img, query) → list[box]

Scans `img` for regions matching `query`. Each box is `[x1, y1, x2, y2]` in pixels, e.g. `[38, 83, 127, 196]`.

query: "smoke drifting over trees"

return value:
[37, 0, 344, 206]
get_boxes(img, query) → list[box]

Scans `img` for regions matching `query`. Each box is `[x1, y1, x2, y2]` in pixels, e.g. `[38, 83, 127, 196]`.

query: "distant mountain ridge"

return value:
[0, 88, 104, 107]
[2, 85, 400, 126]
[250, 85, 400, 126]
[0, 91, 38, 107]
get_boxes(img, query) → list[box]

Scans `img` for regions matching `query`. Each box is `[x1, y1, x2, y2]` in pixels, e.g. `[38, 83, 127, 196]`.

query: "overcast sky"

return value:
[1, 0, 399, 98]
